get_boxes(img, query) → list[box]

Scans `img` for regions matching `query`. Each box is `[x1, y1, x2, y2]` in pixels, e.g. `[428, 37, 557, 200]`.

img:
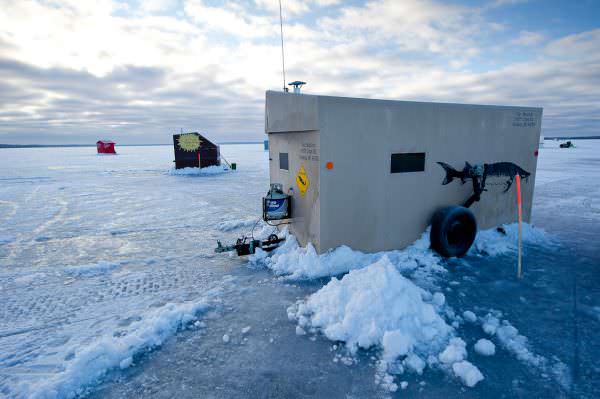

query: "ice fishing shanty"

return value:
[262, 91, 542, 256]
[173, 132, 220, 169]
[96, 140, 116, 154]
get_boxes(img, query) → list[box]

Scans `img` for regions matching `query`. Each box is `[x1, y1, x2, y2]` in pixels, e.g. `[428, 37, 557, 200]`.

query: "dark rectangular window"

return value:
[279, 152, 289, 170]
[390, 152, 425, 173]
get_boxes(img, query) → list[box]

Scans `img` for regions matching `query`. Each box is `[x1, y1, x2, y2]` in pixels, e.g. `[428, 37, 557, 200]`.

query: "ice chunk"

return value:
[482, 314, 500, 336]
[222, 334, 230, 343]
[463, 311, 477, 323]
[241, 326, 252, 335]
[438, 338, 467, 364]
[474, 339, 495, 356]
[432, 292, 445, 307]
[404, 353, 426, 375]
[452, 361, 484, 387]
[295, 326, 306, 336]
[119, 357, 133, 370]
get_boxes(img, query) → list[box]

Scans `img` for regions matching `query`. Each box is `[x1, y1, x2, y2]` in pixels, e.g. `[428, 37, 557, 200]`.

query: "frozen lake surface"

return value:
[0, 141, 598, 398]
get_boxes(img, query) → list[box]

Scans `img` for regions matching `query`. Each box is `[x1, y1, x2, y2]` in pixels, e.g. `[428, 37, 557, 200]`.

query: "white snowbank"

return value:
[258, 230, 445, 283]
[27, 300, 210, 399]
[63, 261, 121, 277]
[255, 223, 552, 283]
[474, 339, 495, 356]
[452, 361, 484, 387]
[168, 165, 230, 176]
[470, 223, 555, 256]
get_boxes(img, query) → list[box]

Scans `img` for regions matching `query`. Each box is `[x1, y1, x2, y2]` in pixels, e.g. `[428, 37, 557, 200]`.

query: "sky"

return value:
[0, 0, 599, 144]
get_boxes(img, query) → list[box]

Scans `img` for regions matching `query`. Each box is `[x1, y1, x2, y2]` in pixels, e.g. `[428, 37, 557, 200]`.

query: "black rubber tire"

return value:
[430, 206, 477, 258]
[268, 234, 278, 242]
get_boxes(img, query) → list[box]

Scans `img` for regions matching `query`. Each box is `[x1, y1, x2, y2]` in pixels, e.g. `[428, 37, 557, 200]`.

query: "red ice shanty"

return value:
[96, 140, 116, 154]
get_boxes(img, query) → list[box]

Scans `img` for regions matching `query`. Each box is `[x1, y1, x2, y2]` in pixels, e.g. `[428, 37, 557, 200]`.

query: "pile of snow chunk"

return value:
[289, 256, 452, 355]
[288, 256, 484, 388]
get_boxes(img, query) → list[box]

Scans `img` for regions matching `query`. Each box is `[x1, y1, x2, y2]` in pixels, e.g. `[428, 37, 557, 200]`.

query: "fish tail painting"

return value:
[437, 162, 474, 185]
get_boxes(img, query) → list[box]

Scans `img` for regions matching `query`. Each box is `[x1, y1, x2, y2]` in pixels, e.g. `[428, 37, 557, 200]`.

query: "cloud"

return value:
[0, 0, 598, 144]
[487, 0, 529, 9]
[511, 30, 546, 46]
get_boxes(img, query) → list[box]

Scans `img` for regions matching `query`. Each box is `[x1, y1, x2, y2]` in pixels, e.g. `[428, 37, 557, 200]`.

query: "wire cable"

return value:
[279, 0, 286, 92]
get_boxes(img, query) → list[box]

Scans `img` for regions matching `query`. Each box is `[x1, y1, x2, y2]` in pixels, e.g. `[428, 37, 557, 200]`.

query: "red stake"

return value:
[516, 174, 522, 279]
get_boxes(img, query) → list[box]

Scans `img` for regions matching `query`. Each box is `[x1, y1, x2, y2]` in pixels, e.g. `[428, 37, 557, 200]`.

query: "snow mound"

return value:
[470, 223, 555, 256]
[168, 165, 230, 176]
[289, 256, 453, 355]
[288, 256, 485, 388]
[26, 300, 210, 399]
[474, 339, 495, 356]
[64, 261, 121, 277]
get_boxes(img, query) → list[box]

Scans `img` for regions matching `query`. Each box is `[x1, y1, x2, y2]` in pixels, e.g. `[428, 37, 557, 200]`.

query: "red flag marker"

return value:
[516, 174, 522, 279]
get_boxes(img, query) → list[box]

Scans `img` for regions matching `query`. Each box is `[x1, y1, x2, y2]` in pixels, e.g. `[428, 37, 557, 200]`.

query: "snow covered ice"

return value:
[1, 141, 600, 398]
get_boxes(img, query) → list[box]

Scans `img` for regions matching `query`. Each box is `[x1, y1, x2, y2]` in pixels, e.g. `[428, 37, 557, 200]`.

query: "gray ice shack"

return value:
[265, 91, 542, 254]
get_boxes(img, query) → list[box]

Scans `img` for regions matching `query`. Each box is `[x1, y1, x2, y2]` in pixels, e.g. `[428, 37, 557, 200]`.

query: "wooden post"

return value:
[516, 174, 522, 279]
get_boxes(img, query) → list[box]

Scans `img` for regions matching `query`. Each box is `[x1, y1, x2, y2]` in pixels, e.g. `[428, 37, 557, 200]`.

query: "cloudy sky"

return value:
[0, 0, 599, 144]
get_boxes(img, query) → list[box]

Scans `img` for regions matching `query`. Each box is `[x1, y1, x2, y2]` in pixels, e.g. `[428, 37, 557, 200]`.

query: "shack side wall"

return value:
[318, 96, 542, 253]
[268, 131, 321, 251]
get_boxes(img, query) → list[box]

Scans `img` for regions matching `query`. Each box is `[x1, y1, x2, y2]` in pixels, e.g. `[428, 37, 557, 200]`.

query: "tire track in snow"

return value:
[2, 196, 69, 267]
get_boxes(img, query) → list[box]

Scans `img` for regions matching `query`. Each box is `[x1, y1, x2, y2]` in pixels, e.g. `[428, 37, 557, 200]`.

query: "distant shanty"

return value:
[172, 132, 235, 170]
[96, 139, 116, 154]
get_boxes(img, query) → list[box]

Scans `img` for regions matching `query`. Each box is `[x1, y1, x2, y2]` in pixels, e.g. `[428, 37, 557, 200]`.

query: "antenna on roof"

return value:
[278, 0, 288, 93]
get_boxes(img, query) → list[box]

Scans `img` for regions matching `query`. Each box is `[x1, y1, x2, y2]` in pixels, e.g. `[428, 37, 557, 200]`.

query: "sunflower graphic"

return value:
[178, 133, 201, 152]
